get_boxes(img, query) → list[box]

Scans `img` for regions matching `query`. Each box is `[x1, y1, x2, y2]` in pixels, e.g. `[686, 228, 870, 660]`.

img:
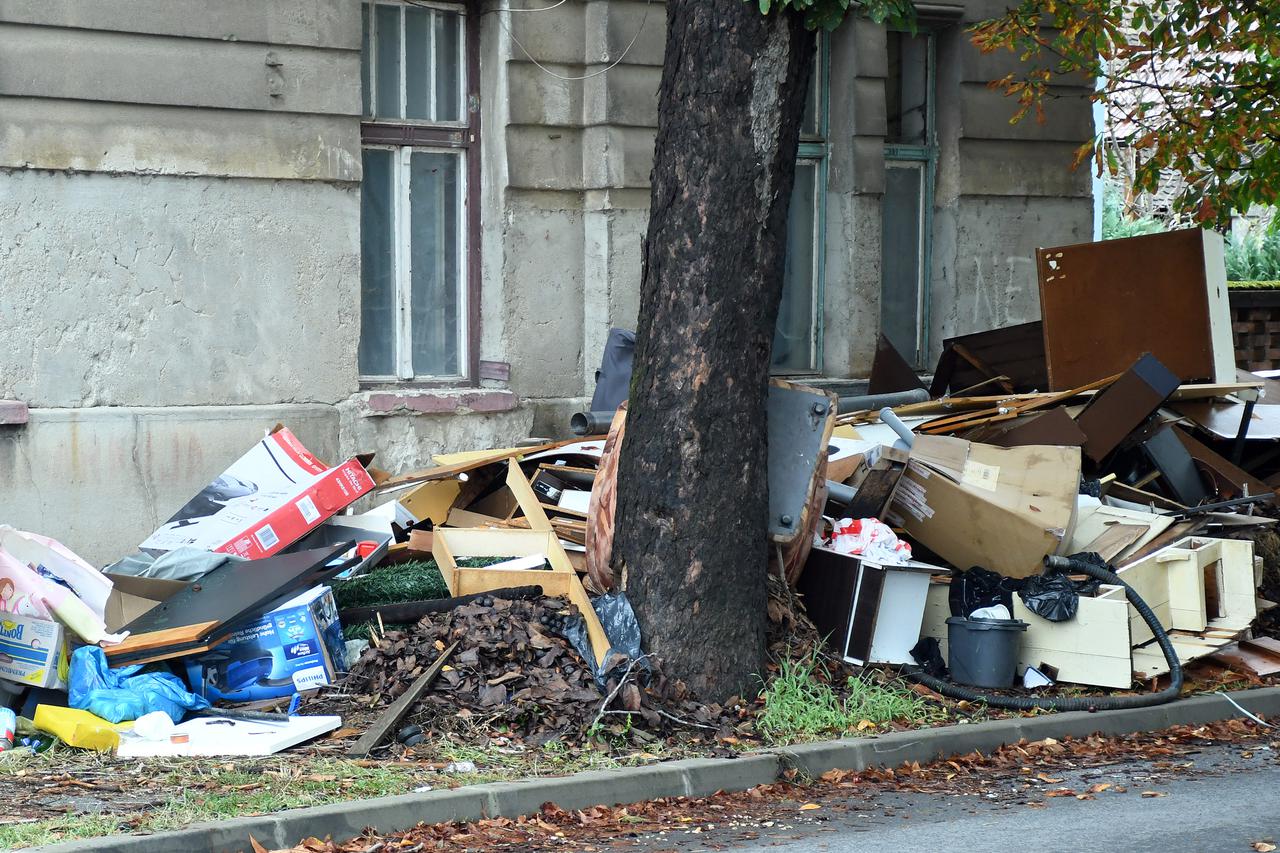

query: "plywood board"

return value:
[1069, 504, 1173, 562]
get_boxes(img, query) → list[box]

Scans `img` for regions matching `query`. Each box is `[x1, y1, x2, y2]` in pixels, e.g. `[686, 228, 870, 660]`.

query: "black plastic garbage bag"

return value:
[555, 591, 647, 687]
[910, 636, 947, 678]
[949, 566, 1018, 617]
[1018, 553, 1103, 622]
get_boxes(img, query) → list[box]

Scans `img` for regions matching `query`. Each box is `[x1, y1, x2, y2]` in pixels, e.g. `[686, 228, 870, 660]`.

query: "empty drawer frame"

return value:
[799, 546, 941, 667]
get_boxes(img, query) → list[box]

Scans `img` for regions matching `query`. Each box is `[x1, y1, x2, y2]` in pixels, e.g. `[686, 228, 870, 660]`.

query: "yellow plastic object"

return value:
[33, 705, 124, 752]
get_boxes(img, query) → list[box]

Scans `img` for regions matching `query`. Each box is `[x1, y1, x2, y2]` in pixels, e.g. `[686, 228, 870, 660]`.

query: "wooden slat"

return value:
[347, 642, 457, 757]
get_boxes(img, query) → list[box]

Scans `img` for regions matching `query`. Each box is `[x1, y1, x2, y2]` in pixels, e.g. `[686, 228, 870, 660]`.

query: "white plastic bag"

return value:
[820, 518, 913, 565]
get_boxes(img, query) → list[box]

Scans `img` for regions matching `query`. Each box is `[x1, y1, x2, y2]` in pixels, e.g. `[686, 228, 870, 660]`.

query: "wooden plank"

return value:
[348, 642, 457, 757]
[104, 621, 222, 657]
[1077, 523, 1148, 563]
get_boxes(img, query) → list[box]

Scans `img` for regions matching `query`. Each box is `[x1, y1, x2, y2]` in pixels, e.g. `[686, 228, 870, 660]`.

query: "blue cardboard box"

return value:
[184, 585, 346, 703]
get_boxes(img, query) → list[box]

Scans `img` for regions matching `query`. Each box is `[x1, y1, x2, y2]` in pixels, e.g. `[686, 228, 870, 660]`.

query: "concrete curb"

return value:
[38, 687, 1280, 853]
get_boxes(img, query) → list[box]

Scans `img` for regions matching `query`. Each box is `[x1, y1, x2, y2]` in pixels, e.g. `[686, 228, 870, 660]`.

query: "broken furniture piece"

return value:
[798, 546, 940, 667]
[1037, 228, 1235, 391]
[919, 536, 1257, 688]
[887, 435, 1081, 579]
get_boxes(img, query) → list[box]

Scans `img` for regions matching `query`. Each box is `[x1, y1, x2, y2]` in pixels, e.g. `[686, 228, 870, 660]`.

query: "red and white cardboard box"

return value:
[139, 428, 375, 560]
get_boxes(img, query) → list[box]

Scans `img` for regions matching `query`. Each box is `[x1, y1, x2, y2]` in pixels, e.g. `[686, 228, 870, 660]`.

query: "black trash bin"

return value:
[945, 616, 1027, 688]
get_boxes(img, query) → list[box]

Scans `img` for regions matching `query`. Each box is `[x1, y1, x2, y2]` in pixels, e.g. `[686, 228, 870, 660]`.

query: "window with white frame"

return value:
[773, 36, 828, 374]
[359, 0, 477, 382]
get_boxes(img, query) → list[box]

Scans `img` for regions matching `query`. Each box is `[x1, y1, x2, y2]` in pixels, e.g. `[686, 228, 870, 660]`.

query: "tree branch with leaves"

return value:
[972, 1, 1280, 227]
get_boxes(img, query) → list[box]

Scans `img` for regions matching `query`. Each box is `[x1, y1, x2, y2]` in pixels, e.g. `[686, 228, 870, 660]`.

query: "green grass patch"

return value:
[0, 758, 424, 849]
[756, 652, 940, 744]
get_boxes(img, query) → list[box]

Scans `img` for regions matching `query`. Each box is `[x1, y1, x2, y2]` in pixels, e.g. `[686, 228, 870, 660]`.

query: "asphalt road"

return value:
[626, 740, 1280, 853]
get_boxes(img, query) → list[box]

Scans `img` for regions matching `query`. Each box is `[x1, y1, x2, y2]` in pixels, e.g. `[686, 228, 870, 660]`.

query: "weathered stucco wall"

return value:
[0, 0, 1094, 562]
[0, 170, 361, 407]
[0, 3, 369, 562]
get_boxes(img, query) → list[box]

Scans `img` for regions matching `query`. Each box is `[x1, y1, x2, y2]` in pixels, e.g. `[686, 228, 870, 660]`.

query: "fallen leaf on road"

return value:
[1252, 843, 1276, 852]
[1045, 789, 1077, 798]
[1037, 773, 1064, 783]
[1141, 791, 1166, 798]
[1087, 783, 1113, 794]
[799, 803, 821, 811]
[248, 836, 268, 853]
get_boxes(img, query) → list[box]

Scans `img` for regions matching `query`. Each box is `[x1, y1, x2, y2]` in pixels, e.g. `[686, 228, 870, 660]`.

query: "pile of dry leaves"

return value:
[304, 594, 753, 750]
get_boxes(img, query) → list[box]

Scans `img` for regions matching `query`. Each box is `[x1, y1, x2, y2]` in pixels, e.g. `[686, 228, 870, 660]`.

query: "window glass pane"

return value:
[435, 11, 462, 122]
[801, 38, 821, 139]
[773, 162, 819, 372]
[880, 163, 924, 365]
[409, 151, 461, 376]
[886, 31, 929, 144]
[361, 4, 372, 116]
[360, 149, 398, 377]
[374, 3, 402, 119]
[405, 6, 433, 120]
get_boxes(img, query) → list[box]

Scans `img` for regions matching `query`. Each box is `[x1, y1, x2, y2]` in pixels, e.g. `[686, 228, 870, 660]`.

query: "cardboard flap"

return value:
[102, 574, 188, 632]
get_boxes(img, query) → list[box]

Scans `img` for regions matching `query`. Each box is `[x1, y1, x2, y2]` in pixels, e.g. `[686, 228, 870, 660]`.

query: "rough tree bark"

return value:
[612, 0, 816, 702]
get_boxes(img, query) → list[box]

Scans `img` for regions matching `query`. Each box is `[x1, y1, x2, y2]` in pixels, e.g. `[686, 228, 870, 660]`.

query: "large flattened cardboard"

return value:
[140, 427, 375, 560]
[888, 436, 1080, 579]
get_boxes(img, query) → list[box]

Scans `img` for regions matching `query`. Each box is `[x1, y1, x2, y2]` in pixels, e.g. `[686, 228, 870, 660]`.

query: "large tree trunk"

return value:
[612, 0, 815, 702]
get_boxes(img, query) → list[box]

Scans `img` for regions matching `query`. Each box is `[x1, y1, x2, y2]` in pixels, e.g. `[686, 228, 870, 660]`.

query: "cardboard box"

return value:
[0, 573, 186, 691]
[139, 427, 375, 560]
[887, 435, 1080, 579]
[0, 613, 68, 689]
[184, 586, 346, 703]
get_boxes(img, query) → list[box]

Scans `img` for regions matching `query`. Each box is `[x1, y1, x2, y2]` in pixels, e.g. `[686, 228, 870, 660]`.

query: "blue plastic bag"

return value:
[68, 646, 210, 724]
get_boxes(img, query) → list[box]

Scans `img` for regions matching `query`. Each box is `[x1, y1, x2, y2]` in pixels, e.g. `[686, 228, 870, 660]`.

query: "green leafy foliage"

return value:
[971, 2, 1280, 228]
[753, 0, 914, 32]
[330, 559, 450, 609]
[1226, 230, 1280, 282]
[1101, 184, 1165, 240]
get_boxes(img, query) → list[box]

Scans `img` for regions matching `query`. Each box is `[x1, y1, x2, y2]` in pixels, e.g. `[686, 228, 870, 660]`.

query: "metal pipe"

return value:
[879, 407, 916, 448]
[837, 388, 929, 413]
[570, 411, 615, 436]
[826, 480, 856, 506]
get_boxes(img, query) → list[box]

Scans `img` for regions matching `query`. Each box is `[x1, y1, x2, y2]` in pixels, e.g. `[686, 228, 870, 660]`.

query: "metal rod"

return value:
[1160, 493, 1274, 518]
[1231, 397, 1257, 465]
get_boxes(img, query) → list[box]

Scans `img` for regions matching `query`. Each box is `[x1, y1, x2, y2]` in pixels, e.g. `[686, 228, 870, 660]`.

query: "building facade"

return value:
[0, 0, 1093, 563]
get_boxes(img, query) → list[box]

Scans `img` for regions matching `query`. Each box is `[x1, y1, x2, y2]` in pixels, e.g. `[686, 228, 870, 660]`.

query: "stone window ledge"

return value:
[359, 389, 519, 416]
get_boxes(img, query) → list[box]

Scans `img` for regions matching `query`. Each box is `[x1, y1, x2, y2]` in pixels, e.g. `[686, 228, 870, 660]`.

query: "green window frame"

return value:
[773, 34, 830, 375]
[880, 25, 938, 369]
